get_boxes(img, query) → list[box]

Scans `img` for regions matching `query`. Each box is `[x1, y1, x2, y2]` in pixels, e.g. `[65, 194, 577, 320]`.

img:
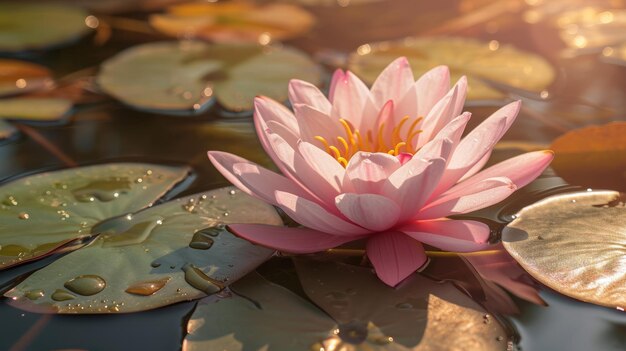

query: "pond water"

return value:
[0, 1, 625, 350]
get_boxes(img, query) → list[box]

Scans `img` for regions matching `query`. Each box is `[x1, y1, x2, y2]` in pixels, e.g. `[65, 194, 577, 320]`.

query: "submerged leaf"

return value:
[5, 187, 281, 313]
[503, 190, 626, 309]
[184, 259, 512, 351]
[0, 163, 190, 269]
[0, 59, 53, 97]
[0, 98, 73, 122]
[151, 1, 315, 43]
[0, 4, 91, 53]
[97, 41, 323, 113]
[550, 122, 626, 191]
[348, 36, 555, 101]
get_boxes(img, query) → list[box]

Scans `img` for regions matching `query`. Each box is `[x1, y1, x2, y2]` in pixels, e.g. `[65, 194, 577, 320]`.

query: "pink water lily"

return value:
[208, 57, 553, 287]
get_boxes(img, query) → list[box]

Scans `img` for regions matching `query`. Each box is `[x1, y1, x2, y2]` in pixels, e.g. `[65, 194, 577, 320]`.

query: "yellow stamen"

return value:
[338, 119, 355, 145]
[406, 130, 423, 149]
[314, 136, 331, 154]
[377, 122, 389, 152]
[337, 136, 350, 156]
[394, 142, 407, 155]
[355, 130, 365, 150]
[329, 145, 342, 159]
[391, 116, 410, 146]
[337, 157, 348, 167]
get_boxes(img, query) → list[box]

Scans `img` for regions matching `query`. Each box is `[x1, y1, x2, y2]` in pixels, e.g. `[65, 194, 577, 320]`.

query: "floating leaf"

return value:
[550, 122, 626, 192]
[5, 187, 281, 313]
[184, 272, 335, 351]
[348, 36, 556, 101]
[150, 1, 315, 43]
[0, 98, 73, 122]
[0, 59, 53, 97]
[294, 258, 512, 350]
[0, 163, 190, 270]
[0, 4, 91, 53]
[184, 258, 512, 351]
[0, 119, 17, 141]
[97, 41, 323, 113]
[502, 190, 626, 309]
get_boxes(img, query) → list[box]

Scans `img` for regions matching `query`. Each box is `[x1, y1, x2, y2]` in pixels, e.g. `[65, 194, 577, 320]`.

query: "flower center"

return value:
[314, 116, 423, 167]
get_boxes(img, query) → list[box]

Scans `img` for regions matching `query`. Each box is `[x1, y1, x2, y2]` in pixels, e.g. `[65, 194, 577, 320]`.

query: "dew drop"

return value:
[2, 196, 18, 206]
[189, 231, 215, 250]
[24, 289, 45, 300]
[18, 212, 29, 220]
[51, 289, 76, 301]
[182, 263, 224, 294]
[125, 277, 170, 296]
[395, 302, 413, 310]
[337, 321, 368, 345]
[228, 190, 236, 195]
[64, 275, 106, 296]
[151, 262, 161, 268]
[496, 336, 504, 342]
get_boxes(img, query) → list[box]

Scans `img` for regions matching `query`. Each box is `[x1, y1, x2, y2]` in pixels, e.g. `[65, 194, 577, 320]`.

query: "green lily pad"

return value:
[0, 98, 73, 122]
[348, 36, 556, 102]
[0, 4, 91, 53]
[0, 163, 190, 270]
[503, 190, 626, 310]
[5, 187, 281, 313]
[0, 119, 17, 140]
[184, 258, 511, 351]
[97, 41, 323, 114]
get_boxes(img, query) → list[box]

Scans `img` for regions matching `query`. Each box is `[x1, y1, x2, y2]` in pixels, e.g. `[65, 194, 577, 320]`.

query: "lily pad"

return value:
[502, 190, 626, 310]
[0, 4, 91, 53]
[5, 187, 281, 313]
[185, 258, 512, 350]
[0, 59, 53, 97]
[550, 122, 626, 192]
[150, 1, 315, 43]
[0, 98, 73, 122]
[0, 163, 190, 270]
[348, 36, 556, 101]
[97, 41, 323, 113]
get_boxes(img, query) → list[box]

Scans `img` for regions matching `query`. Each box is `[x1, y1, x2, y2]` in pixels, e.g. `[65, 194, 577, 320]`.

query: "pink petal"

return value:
[288, 79, 331, 114]
[393, 84, 418, 127]
[400, 219, 491, 252]
[268, 134, 344, 205]
[207, 151, 307, 204]
[228, 224, 361, 254]
[366, 232, 427, 287]
[411, 112, 470, 154]
[374, 100, 395, 148]
[266, 120, 300, 147]
[441, 101, 521, 188]
[298, 141, 348, 193]
[275, 191, 369, 235]
[330, 70, 370, 128]
[417, 77, 467, 146]
[254, 96, 299, 135]
[417, 177, 517, 219]
[328, 69, 343, 104]
[415, 65, 450, 118]
[383, 137, 453, 221]
[293, 103, 344, 145]
[335, 193, 400, 231]
[369, 57, 415, 109]
[460, 150, 554, 189]
[344, 152, 401, 194]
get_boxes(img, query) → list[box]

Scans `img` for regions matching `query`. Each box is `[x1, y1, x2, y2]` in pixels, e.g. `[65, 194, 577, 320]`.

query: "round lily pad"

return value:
[5, 187, 282, 313]
[0, 4, 92, 53]
[503, 190, 626, 310]
[150, 1, 315, 43]
[184, 258, 512, 350]
[0, 163, 190, 270]
[348, 36, 556, 102]
[97, 41, 323, 114]
[0, 59, 53, 97]
[0, 98, 73, 122]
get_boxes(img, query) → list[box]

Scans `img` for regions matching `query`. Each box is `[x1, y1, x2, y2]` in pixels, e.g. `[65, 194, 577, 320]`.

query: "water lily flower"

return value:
[208, 57, 553, 287]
